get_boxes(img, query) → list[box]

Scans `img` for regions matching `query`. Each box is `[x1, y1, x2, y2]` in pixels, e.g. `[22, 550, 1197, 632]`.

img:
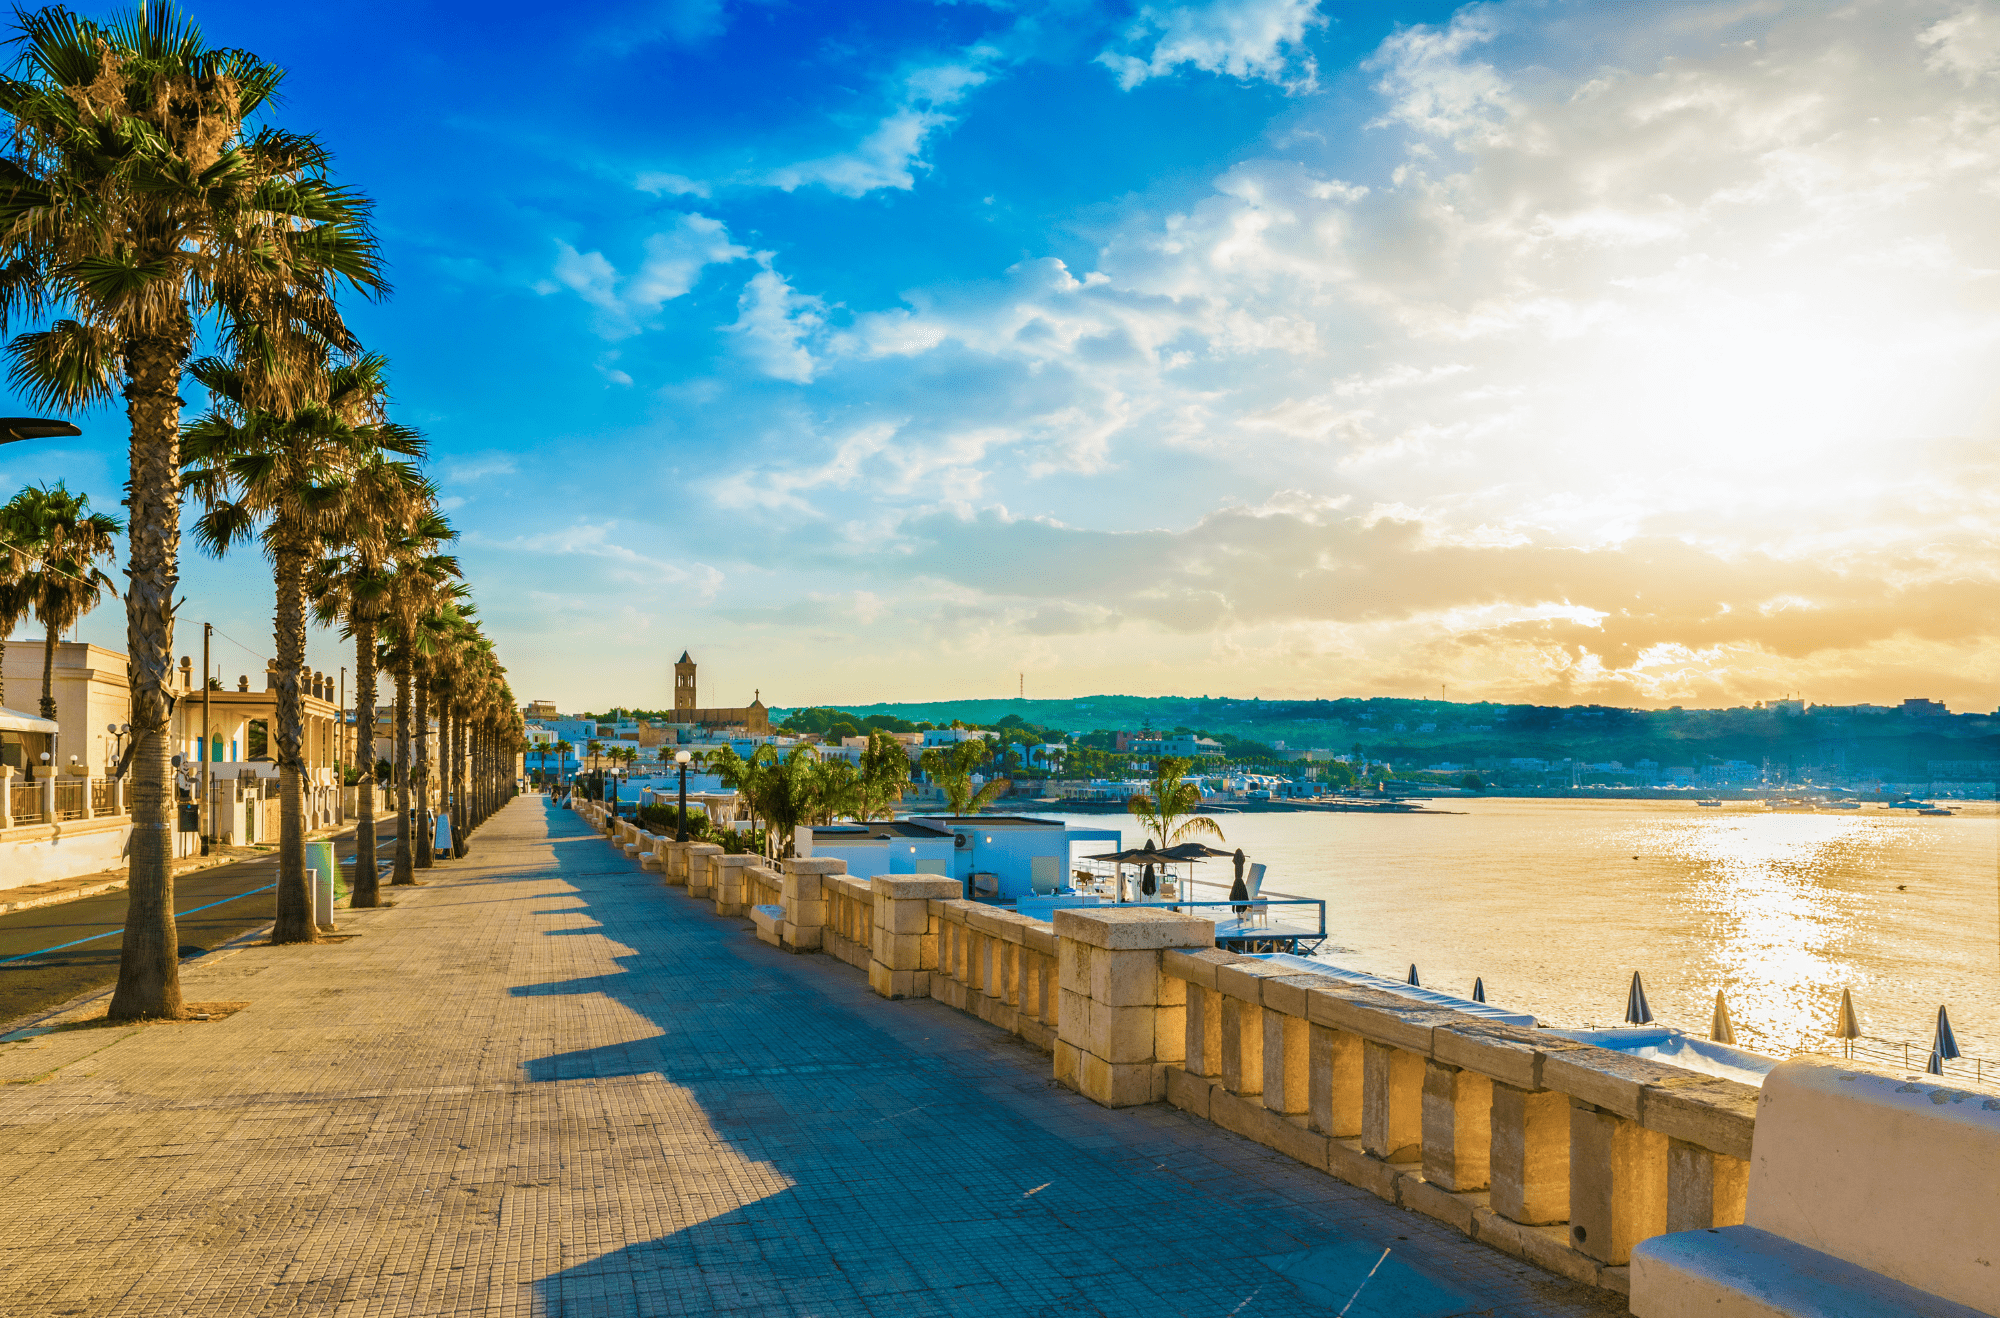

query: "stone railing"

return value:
[603, 809, 1757, 1299]
[1159, 948, 1754, 1294]
[822, 874, 874, 972]
[931, 900, 1060, 1053]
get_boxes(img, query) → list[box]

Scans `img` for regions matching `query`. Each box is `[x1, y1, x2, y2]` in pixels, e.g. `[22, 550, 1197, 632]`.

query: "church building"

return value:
[671, 652, 772, 734]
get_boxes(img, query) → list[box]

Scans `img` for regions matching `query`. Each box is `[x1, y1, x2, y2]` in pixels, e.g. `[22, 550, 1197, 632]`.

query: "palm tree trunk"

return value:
[392, 656, 414, 885]
[414, 666, 433, 868]
[452, 703, 468, 856]
[269, 538, 315, 944]
[350, 619, 379, 907]
[108, 333, 189, 1021]
[39, 626, 57, 720]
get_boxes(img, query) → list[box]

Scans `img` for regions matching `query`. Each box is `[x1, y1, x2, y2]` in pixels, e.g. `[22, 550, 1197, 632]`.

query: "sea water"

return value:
[1046, 799, 2000, 1063]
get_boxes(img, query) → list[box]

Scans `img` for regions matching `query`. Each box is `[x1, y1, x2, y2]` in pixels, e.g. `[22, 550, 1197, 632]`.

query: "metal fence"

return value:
[9, 788, 39, 825]
[53, 780, 85, 822]
[1827, 1035, 1995, 1091]
[90, 778, 114, 815]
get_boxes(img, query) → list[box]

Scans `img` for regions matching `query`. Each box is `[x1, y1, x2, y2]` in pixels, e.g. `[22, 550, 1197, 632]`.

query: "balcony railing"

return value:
[53, 780, 85, 821]
[9, 788, 39, 825]
[91, 778, 114, 815]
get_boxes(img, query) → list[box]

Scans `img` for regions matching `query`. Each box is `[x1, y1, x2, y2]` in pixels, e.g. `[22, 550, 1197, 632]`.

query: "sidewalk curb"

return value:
[0, 824, 366, 918]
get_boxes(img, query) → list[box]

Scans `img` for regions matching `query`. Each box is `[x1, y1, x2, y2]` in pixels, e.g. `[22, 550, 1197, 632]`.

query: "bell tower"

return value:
[674, 651, 697, 715]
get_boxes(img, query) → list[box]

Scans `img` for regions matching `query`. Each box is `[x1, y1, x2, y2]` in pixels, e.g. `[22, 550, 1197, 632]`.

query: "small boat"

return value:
[1920, 807, 1955, 816]
[1885, 799, 1930, 810]
[1823, 800, 1862, 810]
[1766, 798, 1816, 812]
[1696, 799, 1724, 808]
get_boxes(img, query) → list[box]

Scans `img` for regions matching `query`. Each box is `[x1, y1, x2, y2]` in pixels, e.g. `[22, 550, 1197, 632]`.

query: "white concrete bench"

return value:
[1632, 1055, 2000, 1317]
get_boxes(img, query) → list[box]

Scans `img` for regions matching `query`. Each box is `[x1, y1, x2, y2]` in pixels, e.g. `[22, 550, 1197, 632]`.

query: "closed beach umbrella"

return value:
[1625, 972, 1653, 1025]
[1407, 964, 1421, 987]
[1934, 1006, 1961, 1062]
[1229, 849, 1249, 914]
[1835, 989, 1862, 1040]
[1704, 996, 1736, 1048]
[1834, 988, 1863, 1058]
[1710, 991, 1736, 1046]
[1927, 1048, 1945, 1076]
[1141, 863, 1158, 897]
[1472, 977, 1485, 1004]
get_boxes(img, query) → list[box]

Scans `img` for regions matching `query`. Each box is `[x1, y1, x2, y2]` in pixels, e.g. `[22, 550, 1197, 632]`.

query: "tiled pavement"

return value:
[0, 796, 1627, 1317]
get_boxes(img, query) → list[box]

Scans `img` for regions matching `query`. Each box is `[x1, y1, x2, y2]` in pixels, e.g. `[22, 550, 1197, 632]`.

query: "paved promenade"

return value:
[0, 797, 1623, 1317]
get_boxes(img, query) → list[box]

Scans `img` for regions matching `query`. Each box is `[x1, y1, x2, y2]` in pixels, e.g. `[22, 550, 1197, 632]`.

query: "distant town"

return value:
[523, 667, 2000, 803]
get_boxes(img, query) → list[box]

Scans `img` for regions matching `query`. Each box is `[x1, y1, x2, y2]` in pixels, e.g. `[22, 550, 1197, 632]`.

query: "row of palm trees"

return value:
[700, 731, 916, 857]
[0, 4, 525, 1018]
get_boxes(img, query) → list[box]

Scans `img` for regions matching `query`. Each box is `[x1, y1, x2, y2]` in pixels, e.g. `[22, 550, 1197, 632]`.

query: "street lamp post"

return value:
[675, 749, 692, 842]
[0, 417, 82, 445]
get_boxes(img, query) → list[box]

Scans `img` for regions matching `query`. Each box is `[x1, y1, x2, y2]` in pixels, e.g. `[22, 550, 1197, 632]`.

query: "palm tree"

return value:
[1127, 755, 1224, 848]
[184, 355, 422, 941]
[759, 745, 826, 856]
[920, 739, 1006, 815]
[1, 482, 119, 719]
[0, 3, 384, 1019]
[304, 459, 430, 908]
[553, 739, 573, 786]
[381, 529, 456, 885]
[856, 731, 911, 820]
[709, 743, 773, 846]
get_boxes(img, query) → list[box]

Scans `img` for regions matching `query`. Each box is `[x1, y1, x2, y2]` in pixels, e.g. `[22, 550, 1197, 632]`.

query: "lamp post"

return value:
[675, 749, 692, 842]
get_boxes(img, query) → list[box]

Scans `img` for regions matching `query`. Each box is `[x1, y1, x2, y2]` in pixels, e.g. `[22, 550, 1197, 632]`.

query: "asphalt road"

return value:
[0, 823, 404, 1027]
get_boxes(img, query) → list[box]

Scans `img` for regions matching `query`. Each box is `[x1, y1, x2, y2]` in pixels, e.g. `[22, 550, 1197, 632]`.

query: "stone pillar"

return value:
[1421, 1060, 1492, 1192]
[1362, 1041, 1424, 1163]
[1568, 1100, 1667, 1265]
[1263, 1010, 1310, 1115]
[869, 875, 958, 999]
[1490, 1083, 1570, 1224]
[1186, 983, 1224, 1078]
[1220, 995, 1263, 1097]
[0, 767, 12, 827]
[684, 843, 724, 899]
[1665, 1139, 1748, 1233]
[781, 857, 844, 952]
[1052, 907, 1215, 1109]
[712, 853, 759, 916]
[658, 839, 689, 885]
[77, 771, 94, 819]
[1308, 1024, 1363, 1137]
[39, 774, 55, 823]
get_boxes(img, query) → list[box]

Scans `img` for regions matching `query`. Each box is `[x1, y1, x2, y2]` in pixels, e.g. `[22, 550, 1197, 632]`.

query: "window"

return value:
[247, 720, 269, 760]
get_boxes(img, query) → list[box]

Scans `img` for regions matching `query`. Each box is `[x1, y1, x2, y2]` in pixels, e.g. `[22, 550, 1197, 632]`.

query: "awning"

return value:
[0, 705, 58, 734]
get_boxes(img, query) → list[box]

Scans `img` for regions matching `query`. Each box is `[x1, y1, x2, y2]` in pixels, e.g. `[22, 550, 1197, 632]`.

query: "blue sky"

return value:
[12, 0, 2000, 713]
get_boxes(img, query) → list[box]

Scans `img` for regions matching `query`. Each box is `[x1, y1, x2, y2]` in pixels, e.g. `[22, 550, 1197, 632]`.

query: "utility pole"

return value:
[202, 623, 213, 856]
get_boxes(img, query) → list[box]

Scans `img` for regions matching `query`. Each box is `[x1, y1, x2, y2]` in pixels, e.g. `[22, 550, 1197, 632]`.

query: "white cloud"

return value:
[1098, 0, 1326, 92]
[765, 58, 991, 196]
[635, 171, 711, 197]
[443, 453, 517, 482]
[728, 257, 827, 382]
[542, 213, 748, 339]
[688, 0, 2000, 705]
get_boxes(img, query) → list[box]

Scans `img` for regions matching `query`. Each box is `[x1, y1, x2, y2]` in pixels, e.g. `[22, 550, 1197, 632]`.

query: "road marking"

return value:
[0, 884, 279, 964]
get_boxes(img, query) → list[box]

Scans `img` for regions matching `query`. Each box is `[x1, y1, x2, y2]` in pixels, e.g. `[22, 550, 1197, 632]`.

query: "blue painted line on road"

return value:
[0, 883, 278, 965]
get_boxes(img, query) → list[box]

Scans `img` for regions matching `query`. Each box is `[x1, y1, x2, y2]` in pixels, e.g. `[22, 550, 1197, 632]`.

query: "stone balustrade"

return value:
[931, 899, 1061, 1052]
[602, 811, 1768, 1301]
[821, 874, 874, 971]
[1159, 948, 1756, 1294]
